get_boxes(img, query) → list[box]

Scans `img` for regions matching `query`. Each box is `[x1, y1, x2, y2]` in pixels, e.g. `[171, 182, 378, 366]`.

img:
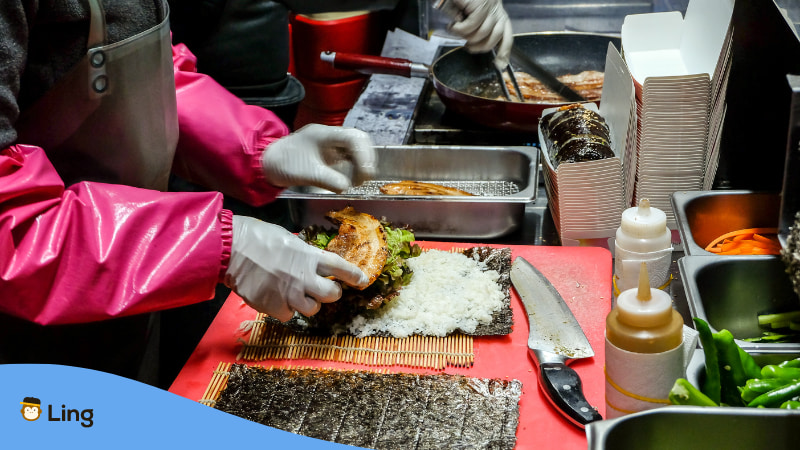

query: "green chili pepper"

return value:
[760, 365, 800, 381]
[780, 400, 800, 409]
[737, 347, 761, 380]
[747, 379, 800, 408]
[740, 378, 790, 403]
[713, 329, 746, 406]
[669, 378, 718, 406]
[778, 358, 800, 369]
[693, 318, 721, 404]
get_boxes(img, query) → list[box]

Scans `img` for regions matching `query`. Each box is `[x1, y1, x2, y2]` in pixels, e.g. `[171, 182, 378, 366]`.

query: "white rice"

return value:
[347, 249, 506, 338]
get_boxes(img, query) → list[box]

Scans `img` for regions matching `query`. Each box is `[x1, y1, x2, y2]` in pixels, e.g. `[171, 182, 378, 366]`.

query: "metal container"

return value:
[671, 190, 781, 256]
[278, 145, 538, 239]
[586, 404, 800, 450]
[679, 255, 800, 352]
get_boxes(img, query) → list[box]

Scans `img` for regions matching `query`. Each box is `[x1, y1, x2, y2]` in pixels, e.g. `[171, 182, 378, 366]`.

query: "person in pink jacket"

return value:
[0, 1, 374, 385]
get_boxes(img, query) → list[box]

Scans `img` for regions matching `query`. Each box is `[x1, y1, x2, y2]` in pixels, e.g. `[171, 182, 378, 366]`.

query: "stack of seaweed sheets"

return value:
[212, 363, 522, 450]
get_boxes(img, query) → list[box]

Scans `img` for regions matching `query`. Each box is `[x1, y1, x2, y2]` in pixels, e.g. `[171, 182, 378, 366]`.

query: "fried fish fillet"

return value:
[325, 206, 389, 289]
[380, 181, 474, 196]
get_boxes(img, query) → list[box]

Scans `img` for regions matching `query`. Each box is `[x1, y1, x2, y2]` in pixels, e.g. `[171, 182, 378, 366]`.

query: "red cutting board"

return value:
[169, 243, 613, 449]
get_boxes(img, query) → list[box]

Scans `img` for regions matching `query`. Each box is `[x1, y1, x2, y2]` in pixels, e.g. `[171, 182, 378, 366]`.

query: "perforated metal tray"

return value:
[278, 145, 538, 239]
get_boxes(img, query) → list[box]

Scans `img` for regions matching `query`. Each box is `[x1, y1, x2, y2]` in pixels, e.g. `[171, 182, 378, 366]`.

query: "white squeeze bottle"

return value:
[614, 198, 673, 293]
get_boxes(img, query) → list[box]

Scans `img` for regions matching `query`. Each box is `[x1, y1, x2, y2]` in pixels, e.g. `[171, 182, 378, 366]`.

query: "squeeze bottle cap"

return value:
[620, 198, 668, 238]
[616, 262, 673, 327]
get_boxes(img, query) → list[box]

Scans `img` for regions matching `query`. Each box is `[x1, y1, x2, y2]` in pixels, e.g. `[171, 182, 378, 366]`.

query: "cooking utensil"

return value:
[510, 46, 585, 102]
[322, 32, 619, 132]
[510, 256, 603, 428]
[433, 0, 524, 102]
[491, 49, 513, 101]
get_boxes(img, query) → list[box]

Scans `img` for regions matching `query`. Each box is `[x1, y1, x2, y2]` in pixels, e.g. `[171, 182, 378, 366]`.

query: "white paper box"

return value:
[538, 44, 635, 245]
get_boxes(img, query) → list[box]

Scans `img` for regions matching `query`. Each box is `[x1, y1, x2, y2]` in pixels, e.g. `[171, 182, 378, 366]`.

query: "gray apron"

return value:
[16, 0, 178, 190]
[0, 0, 178, 388]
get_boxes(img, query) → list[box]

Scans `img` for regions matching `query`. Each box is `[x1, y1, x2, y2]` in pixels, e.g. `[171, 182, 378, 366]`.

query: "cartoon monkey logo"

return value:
[21, 397, 42, 421]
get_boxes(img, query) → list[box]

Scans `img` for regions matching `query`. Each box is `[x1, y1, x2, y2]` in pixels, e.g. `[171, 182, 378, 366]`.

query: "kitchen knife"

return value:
[510, 256, 602, 428]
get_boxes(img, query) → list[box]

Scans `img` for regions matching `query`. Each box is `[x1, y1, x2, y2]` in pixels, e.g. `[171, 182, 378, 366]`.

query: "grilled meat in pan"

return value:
[501, 70, 604, 103]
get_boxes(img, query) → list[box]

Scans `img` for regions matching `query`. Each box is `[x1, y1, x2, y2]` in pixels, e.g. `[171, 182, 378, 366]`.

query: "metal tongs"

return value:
[435, 0, 525, 102]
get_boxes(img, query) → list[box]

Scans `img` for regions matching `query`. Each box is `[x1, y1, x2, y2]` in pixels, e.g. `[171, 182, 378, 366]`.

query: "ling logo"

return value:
[20, 397, 42, 421]
[19, 396, 94, 427]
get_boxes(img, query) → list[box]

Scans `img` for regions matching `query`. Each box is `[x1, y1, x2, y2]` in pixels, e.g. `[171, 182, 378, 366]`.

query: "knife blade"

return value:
[510, 256, 602, 428]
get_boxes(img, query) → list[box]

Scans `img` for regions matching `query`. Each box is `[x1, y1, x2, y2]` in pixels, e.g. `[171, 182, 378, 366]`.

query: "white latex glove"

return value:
[224, 215, 369, 322]
[262, 123, 376, 193]
[446, 0, 513, 71]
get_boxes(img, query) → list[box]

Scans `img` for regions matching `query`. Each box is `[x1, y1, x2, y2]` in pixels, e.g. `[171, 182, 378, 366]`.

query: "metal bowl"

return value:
[679, 255, 800, 352]
[671, 190, 781, 256]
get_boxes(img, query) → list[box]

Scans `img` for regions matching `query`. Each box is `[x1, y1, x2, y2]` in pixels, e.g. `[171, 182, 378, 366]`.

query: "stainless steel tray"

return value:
[671, 190, 781, 256]
[678, 254, 800, 353]
[278, 145, 538, 239]
[587, 403, 800, 450]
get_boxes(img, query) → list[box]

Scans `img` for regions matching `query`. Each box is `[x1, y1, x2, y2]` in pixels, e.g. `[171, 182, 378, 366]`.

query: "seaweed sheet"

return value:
[215, 364, 522, 450]
[277, 246, 513, 337]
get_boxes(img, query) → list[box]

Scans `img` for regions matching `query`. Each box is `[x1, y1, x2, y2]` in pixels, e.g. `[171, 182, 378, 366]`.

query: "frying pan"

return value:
[324, 31, 621, 133]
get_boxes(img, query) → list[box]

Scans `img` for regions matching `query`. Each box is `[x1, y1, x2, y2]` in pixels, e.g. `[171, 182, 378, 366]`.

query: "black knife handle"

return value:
[538, 362, 603, 428]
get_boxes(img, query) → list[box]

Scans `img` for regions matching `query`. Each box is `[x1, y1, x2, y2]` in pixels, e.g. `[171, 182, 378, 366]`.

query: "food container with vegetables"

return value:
[679, 255, 800, 352]
[671, 190, 781, 256]
[674, 318, 800, 408]
[587, 318, 800, 450]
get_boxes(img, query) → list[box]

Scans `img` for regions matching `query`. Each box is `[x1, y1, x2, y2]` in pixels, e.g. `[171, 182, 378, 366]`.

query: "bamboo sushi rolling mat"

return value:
[238, 315, 475, 369]
[169, 242, 614, 450]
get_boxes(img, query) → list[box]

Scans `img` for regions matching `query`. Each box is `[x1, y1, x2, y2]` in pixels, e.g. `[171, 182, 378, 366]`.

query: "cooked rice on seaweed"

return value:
[276, 246, 513, 337]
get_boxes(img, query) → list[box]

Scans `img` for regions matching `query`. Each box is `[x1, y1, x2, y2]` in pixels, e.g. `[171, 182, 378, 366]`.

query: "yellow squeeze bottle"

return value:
[606, 262, 683, 353]
[604, 263, 685, 418]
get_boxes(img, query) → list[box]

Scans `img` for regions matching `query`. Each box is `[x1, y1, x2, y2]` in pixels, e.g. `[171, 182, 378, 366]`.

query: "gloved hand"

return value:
[262, 123, 376, 193]
[445, 0, 513, 71]
[224, 215, 369, 322]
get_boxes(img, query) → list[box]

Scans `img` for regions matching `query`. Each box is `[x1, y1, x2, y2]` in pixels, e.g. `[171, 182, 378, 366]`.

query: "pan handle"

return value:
[320, 51, 429, 78]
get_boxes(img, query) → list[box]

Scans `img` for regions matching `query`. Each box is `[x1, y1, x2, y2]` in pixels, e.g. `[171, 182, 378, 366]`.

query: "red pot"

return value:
[290, 11, 386, 82]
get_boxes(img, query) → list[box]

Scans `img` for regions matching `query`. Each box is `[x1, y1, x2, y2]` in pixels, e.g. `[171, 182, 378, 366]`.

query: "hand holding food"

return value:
[224, 215, 369, 322]
[262, 123, 376, 193]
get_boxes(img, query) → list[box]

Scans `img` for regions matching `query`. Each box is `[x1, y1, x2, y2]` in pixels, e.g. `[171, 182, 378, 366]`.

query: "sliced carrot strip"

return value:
[720, 241, 740, 252]
[704, 227, 780, 252]
[752, 233, 779, 245]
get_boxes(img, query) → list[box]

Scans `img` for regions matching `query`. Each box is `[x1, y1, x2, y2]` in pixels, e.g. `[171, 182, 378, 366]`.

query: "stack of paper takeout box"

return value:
[621, 0, 734, 228]
[540, 0, 734, 245]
